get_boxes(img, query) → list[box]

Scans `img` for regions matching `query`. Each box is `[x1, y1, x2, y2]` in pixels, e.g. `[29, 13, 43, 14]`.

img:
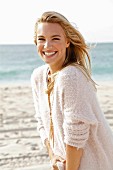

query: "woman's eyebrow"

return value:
[37, 35, 44, 38]
[51, 35, 61, 38]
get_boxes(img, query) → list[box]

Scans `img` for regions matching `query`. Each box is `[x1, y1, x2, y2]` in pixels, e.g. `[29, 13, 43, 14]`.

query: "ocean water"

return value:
[0, 43, 113, 84]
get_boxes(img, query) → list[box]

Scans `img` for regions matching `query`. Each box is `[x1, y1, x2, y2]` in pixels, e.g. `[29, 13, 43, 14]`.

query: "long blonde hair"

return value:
[34, 11, 96, 89]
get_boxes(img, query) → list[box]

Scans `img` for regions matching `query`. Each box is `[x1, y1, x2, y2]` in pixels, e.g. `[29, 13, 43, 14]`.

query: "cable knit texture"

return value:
[31, 64, 113, 170]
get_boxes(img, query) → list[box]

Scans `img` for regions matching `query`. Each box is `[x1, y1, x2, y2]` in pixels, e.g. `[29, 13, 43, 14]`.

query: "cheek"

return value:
[36, 44, 42, 54]
[56, 42, 65, 50]
[58, 43, 67, 53]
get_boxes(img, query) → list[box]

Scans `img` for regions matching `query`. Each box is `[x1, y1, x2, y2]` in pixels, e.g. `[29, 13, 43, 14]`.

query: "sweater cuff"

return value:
[63, 120, 90, 149]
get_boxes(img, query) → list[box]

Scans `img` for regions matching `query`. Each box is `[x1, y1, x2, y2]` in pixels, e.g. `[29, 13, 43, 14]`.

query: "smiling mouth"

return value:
[43, 51, 57, 57]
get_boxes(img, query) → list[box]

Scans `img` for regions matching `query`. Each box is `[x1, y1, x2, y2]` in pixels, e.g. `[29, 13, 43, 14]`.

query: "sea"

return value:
[0, 43, 113, 84]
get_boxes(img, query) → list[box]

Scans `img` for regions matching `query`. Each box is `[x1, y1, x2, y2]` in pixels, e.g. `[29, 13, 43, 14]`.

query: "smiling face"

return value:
[36, 22, 70, 73]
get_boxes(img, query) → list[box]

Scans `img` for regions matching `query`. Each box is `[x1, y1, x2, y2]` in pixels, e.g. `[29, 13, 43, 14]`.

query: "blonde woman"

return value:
[31, 11, 113, 170]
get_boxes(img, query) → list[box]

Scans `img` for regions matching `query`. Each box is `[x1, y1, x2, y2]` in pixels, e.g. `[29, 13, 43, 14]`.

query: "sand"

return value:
[0, 81, 113, 170]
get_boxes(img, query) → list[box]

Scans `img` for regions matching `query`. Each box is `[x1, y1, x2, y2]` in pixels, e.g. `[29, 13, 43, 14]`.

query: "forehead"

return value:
[37, 22, 65, 36]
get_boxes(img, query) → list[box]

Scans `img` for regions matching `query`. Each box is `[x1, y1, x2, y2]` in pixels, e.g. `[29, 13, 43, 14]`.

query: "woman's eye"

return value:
[38, 38, 45, 41]
[53, 38, 60, 40]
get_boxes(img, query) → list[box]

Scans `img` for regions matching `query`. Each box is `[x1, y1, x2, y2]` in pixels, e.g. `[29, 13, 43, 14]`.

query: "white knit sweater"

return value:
[31, 64, 113, 170]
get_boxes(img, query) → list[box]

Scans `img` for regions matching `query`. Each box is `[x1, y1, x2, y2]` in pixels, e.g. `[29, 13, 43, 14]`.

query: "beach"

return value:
[0, 81, 113, 170]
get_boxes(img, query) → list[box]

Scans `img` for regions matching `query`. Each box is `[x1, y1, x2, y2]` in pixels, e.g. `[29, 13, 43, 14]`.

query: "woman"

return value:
[31, 11, 113, 170]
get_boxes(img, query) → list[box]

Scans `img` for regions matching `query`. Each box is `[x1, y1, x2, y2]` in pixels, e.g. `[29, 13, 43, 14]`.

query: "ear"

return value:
[66, 39, 70, 48]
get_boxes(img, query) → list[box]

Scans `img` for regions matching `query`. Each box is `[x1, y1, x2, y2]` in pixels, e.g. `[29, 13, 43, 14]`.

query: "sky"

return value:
[0, 0, 113, 44]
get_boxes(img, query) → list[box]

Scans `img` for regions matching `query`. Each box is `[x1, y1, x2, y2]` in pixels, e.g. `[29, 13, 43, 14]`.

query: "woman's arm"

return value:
[66, 144, 83, 170]
[44, 139, 66, 170]
[31, 70, 47, 145]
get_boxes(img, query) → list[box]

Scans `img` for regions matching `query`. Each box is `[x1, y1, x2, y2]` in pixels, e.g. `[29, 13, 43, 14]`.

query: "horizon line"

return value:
[0, 41, 113, 45]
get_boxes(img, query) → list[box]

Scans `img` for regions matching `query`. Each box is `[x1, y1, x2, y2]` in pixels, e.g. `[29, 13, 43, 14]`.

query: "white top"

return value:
[31, 64, 113, 170]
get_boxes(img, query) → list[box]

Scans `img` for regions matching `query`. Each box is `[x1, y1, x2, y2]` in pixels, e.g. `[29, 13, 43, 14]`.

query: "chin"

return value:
[44, 59, 56, 65]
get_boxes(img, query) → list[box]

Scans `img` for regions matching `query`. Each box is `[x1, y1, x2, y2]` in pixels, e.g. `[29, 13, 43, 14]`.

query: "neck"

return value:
[48, 63, 63, 75]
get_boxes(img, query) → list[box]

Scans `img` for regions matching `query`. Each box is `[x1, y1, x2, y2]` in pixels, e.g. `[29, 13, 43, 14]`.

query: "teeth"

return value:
[44, 52, 56, 56]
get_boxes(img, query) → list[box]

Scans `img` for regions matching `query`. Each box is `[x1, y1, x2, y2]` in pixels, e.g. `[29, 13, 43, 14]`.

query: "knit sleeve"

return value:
[31, 69, 47, 146]
[58, 67, 97, 149]
[63, 119, 90, 149]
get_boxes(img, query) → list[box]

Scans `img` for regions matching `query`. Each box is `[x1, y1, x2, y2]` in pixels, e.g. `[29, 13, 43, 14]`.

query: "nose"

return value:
[44, 40, 52, 49]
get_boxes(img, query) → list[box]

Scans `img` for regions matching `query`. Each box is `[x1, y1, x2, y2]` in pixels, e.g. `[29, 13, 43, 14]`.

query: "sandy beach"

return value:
[0, 81, 113, 170]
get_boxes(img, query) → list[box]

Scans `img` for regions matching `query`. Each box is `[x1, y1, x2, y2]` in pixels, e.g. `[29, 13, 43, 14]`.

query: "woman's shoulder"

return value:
[56, 65, 79, 86]
[58, 65, 84, 79]
[31, 64, 48, 85]
[57, 64, 93, 87]
[57, 65, 96, 92]
[31, 64, 47, 79]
